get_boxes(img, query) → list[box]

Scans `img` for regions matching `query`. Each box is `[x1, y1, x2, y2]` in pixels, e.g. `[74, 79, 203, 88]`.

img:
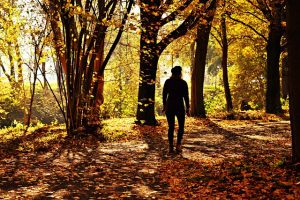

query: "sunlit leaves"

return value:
[1, 118, 298, 198]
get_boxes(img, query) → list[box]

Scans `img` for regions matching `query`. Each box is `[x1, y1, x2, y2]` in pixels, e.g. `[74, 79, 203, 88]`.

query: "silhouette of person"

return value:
[163, 66, 190, 154]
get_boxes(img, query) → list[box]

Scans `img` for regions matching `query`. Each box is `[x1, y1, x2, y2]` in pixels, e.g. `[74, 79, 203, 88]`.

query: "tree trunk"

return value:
[191, 24, 211, 117]
[136, 28, 159, 124]
[135, 5, 160, 125]
[281, 54, 288, 99]
[136, 0, 203, 124]
[190, 41, 195, 73]
[190, 0, 217, 117]
[221, 13, 233, 112]
[8, 44, 16, 85]
[42, 62, 47, 90]
[265, 26, 284, 114]
[15, 43, 23, 86]
[287, 0, 300, 163]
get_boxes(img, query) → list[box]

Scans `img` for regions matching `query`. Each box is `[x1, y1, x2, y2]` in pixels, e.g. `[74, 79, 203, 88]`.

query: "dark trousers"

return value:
[166, 111, 185, 148]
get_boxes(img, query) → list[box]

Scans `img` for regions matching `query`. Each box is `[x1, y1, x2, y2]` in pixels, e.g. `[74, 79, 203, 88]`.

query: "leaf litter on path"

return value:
[0, 117, 299, 199]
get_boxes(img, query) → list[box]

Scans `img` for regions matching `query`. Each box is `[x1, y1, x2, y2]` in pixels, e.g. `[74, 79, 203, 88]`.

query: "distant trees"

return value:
[236, 0, 286, 114]
[287, 0, 300, 163]
[0, 1, 24, 88]
[210, 0, 233, 112]
[39, 0, 133, 134]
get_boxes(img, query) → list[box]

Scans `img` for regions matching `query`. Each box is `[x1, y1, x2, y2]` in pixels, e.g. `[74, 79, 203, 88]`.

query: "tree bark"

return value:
[221, 12, 233, 112]
[8, 44, 16, 84]
[191, 24, 212, 117]
[281, 53, 288, 99]
[287, 0, 300, 163]
[265, 25, 284, 114]
[136, 24, 159, 124]
[190, 0, 217, 117]
[42, 62, 47, 90]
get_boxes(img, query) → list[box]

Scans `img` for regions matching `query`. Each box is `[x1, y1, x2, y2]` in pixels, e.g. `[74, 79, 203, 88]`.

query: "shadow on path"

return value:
[0, 118, 297, 199]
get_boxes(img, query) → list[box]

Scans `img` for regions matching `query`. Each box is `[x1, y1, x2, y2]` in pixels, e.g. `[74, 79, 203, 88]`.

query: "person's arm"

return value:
[183, 81, 190, 115]
[163, 79, 169, 111]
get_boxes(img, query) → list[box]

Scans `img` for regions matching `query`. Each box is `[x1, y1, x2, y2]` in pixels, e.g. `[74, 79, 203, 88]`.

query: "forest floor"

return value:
[0, 117, 299, 199]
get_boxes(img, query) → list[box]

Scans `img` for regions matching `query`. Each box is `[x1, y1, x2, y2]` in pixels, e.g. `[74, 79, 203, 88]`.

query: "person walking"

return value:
[163, 66, 190, 154]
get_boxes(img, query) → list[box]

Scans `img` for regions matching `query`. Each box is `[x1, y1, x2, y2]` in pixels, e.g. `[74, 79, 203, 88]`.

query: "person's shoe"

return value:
[176, 144, 182, 153]
[169, 146, 174, 154]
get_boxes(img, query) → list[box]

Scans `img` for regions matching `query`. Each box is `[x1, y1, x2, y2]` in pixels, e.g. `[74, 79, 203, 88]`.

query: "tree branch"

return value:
[0, 59, 12, 82]
[227, 14, 268, 42]
[99, 0, 134, 75]
[157, 0, 215, 54]
[242, 11, 268, 23]
[160, 0, 194, 26]
[158, 11, 199, 54]
[210, 31, 222, 47]
[160, 0, 174, 13]
[254, 0, 273, 21]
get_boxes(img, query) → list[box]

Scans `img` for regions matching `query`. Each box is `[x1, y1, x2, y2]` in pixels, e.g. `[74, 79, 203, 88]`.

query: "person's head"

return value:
[171, 66, 182, 78]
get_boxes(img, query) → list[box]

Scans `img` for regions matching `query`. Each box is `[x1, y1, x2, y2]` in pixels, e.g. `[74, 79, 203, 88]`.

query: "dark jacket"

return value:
[163, 78, 189, 113]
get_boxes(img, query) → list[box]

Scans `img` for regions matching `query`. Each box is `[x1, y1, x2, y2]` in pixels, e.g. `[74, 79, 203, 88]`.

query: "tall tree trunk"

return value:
[281, 53, 288, 99]
[136, 27, 159, 124]
[287, 0, 300, 163]
[190, 41, 195, 73]
[190, 0, 217, 117]
[135, 0, 205, 125]
[191, 24, 212, 117]
[221, 12, 233, 112]
[265, 26, 284, 114]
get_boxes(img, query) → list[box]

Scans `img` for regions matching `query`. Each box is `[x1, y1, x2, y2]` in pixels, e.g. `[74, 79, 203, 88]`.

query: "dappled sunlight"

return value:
[245, 134, 286, 141]
[0, 118, 298, 199]
[182, 150, 227, 164]
[98, 141, 149, 153]
[0, 184, 49, 199]
[185, 134, 225, 144]
[133, 184, 159, 197]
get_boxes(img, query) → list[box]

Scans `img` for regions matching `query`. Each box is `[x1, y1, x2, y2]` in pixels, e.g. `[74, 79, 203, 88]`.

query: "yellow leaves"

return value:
[241, 46, 255, 57]
[39, 57, 47, 64]
[75, 6, 82, 14]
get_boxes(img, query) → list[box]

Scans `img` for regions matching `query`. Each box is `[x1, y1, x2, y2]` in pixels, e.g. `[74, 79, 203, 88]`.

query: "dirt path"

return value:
[0, 118, 299, 199]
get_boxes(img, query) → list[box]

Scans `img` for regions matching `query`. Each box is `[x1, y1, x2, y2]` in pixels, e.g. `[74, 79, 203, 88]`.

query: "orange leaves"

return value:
[0, 118, 299, 198]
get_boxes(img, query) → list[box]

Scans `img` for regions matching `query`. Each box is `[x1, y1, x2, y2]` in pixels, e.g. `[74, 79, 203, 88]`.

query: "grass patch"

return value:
[0, 124, 66, 152]
[211, 110, 289, 121]
[101, 117, 140, 141]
